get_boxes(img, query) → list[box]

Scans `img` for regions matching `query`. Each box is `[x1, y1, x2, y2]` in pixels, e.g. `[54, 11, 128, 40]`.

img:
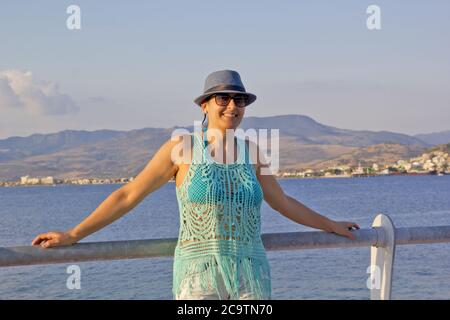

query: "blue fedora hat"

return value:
[194, 70, 257, 106]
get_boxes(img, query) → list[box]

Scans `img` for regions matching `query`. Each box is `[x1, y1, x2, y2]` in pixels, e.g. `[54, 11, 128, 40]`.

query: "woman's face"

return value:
[201, 94, 245, 130]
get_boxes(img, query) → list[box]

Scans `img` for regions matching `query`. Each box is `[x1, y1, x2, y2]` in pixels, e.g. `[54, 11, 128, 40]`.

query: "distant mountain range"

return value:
[414, 130, 450, 145]
[0, 114, 447, 180]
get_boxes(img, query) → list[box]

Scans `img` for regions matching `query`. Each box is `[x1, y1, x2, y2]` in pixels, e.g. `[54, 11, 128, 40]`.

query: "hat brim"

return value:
[194, 90, 257, 106]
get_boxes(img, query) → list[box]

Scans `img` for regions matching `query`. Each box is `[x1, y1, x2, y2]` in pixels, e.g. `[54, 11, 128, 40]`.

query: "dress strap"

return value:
[190, 130, 204, 165]
[242, 138, 249, 165]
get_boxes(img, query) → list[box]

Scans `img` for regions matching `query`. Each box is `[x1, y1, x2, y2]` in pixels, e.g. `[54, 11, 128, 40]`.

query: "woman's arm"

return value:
[32, 135, 185, 248]
[248, 140, 359, 240]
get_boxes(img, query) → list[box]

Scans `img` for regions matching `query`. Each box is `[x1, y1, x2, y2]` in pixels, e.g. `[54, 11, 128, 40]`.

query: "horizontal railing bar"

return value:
[1, 226, 450, 268]
[395, 226, 450, 245]
[262, 228, 379, 250]
[0, 238, 177, 268]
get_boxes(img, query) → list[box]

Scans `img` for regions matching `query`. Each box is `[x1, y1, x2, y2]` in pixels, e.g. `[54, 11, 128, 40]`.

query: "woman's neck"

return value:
[203, 127, 240, 163]
[204, 126, 237, 142]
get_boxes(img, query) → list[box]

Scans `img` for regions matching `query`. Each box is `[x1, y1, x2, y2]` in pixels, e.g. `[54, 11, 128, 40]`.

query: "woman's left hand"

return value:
[330, 221, 360, 240]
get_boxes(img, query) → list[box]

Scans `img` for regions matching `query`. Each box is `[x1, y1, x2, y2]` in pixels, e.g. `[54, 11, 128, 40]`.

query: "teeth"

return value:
[223, 114, 236, 118]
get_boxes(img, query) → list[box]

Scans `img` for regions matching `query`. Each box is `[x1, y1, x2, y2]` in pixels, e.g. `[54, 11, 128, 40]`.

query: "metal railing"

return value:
[1, 214, 450, 300]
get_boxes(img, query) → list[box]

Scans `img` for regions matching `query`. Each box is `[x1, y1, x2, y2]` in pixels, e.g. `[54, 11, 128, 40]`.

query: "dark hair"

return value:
[201, 96, 213, 128]
[202, 113, 207, 128]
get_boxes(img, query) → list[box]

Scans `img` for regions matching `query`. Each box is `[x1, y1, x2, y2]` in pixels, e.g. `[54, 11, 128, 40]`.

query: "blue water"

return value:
[0, 175, 449, 299]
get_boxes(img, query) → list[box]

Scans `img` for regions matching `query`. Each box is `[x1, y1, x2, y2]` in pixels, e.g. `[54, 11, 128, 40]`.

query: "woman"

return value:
[32, 70, 360, 300]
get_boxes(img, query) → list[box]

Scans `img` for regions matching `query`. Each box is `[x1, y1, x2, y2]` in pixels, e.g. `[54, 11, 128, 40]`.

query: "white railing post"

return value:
[370, 213, 396, 300]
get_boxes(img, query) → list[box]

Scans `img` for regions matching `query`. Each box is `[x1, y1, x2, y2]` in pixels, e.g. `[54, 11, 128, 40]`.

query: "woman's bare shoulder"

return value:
[166, 133, 195, 166]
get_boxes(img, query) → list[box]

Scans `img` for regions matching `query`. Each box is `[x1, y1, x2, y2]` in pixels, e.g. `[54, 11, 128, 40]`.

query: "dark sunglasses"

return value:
[210, 93, 249, 108]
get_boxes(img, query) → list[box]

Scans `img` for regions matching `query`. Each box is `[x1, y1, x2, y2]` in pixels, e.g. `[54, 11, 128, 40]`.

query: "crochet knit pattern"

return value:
[172, 127, 272, 299]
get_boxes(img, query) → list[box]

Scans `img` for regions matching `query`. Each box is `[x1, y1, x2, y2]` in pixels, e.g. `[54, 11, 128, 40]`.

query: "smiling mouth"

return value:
[222, 113, 238, 118]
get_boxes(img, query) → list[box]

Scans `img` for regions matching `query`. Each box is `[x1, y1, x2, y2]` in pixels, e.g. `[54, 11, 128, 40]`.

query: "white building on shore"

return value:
[20, 175, 55, 185]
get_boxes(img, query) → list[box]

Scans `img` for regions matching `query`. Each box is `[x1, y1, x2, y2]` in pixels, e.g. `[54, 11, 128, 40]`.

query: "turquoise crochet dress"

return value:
[172, 127, 272, 299]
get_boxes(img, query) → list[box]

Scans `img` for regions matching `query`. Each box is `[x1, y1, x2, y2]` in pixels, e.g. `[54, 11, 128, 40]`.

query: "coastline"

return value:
[0, 172, 446, 187]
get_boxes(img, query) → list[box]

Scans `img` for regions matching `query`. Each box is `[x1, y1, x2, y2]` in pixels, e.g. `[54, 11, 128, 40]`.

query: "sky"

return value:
[0, 0, 449, 139]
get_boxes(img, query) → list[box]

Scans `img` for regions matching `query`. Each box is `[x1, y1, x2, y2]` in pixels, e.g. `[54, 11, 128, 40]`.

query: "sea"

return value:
[0, 175, 449, 299]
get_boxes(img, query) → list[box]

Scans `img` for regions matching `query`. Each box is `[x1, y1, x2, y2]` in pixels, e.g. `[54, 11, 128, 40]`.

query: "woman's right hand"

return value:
[31, 231, 78, 249]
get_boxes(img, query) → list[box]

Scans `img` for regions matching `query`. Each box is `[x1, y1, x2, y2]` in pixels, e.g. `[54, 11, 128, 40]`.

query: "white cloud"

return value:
[0, 70, 78, 116]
